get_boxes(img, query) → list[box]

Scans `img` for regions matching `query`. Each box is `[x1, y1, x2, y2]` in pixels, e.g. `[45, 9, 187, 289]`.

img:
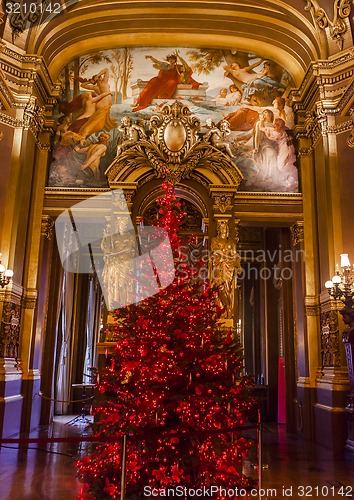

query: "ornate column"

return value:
[292, 46, 354, 450]
[0, 42, 60, 436]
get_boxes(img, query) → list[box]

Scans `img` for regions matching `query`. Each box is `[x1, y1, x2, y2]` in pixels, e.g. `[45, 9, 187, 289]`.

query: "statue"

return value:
[101, 217, 137, 310]
[204, 119, 235, 158]
[116, 116, 146, 156]
[210, 220, 241, 319]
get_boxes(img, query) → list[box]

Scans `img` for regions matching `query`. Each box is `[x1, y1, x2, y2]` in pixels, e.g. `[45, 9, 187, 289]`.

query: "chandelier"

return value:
[0, 253, 14, 288]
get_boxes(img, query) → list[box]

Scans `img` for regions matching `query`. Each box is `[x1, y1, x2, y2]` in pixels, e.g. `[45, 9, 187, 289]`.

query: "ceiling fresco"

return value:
[48, 46, 299, 193]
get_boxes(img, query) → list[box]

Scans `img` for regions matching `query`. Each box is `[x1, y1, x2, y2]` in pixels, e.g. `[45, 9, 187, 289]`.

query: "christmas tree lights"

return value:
[77, 181, 256, 499]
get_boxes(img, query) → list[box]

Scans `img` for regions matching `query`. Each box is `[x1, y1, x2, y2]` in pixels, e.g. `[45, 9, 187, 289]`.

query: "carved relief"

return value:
[347, 109, 354, 148]
[41, 215, 54, 239]
[105, 101, 243, 186]
[212, 193, 234, 214]
[320, 310, 341, 367]
[0, 302, 21, 358]
[291, 222, 304, 246]
[7, 0, 50, 38]
[304, 0, 352, 50]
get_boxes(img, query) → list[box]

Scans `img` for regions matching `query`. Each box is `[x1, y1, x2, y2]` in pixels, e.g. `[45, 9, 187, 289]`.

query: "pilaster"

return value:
[292, 47, 354, 449]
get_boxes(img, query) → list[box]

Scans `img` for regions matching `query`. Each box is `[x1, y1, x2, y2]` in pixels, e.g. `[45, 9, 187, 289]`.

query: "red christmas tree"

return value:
[77, 182, 256, 499]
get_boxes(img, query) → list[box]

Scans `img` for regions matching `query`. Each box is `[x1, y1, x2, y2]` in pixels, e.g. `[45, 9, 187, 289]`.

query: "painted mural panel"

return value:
[48, 47, 298, 192]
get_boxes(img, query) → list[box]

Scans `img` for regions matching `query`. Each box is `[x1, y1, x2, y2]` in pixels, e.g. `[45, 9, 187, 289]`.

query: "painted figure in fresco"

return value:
[74, 133, 110, 179]
[60, 91, 113, 144]
[259, 117, 298, 190]
[272, 96, 294, 129]
[116, 116, 147, 156]
[241, 61, 286, 105]
[204, 119, 235, 158]
[54, 115, 71, 144]
[132, 52, 201, 111]
[75, 68, 117, 141]
[253, 109, 277, 181]
[223, 106, 260, 132]
[223, 59, 285, 105]
[212, 88, 228, 106]
[225, 84, 242, 106]
[101, 217, 136, 310]
[210, 221, 241, 319]
[223, 59, 265, 84]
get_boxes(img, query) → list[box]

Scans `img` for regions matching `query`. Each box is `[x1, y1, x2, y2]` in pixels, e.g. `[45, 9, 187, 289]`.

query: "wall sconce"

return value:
[325, 254, 354, 308]
[325, 253, 354, 409]
[0, 253, 13, 288]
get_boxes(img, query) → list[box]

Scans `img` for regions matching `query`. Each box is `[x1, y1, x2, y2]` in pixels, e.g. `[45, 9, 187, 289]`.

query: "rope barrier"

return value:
[37, 391, 94, 404]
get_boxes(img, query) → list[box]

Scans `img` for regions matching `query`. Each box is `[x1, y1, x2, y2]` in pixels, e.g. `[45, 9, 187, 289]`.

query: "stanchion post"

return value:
[120, 434, 127, 500]
[257, 407, 262, 500]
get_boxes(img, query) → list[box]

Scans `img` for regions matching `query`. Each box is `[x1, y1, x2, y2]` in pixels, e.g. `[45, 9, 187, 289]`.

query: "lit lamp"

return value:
[325, 253, 354, 409]
[0, 253, 13, 288]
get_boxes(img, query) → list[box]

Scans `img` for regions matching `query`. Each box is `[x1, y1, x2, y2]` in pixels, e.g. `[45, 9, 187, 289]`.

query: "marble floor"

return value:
[0, 418, 353, 500]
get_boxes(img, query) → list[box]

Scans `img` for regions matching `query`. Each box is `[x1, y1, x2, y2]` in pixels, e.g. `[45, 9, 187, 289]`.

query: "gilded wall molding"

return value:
[0, 42, 61, 105]
[21, 288, 38, 309]
[0, 112, 21, 128]
[305, 304, 321, 316]
[0, 70, 16, 110]
[291, 48, 354, 119]
[304, 295, 321, 316]
[304, 0, 352, 50]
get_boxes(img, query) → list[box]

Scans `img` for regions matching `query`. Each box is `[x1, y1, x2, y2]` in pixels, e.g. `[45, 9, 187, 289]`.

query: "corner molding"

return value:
[304, 0, 352, 51]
